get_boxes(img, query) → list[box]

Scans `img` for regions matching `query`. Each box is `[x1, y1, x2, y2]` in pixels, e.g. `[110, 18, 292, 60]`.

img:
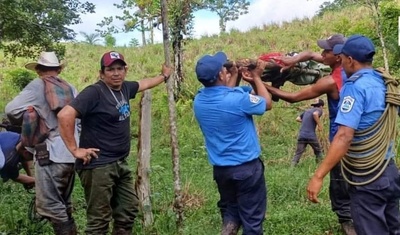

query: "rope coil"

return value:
[340, 68, 400, 186]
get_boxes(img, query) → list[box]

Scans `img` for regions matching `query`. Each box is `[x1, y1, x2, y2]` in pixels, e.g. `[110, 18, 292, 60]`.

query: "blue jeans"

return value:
[77, 159, 139, 235]
[213, 158, 267, 235]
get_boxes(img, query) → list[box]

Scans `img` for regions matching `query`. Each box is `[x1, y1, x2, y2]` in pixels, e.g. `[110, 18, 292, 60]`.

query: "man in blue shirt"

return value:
[307, 35, 400, 235]
[0, 131, 35, 187]
[264, 34, 355, 234]
[193, 51, 272, 235]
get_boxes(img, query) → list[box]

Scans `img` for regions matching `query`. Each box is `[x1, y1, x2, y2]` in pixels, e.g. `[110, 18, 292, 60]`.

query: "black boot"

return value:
[340, 221, 357, 235]
[52, 218, 78, 235]
[221, 221, 239, 235]
[111, 227, 132, 235]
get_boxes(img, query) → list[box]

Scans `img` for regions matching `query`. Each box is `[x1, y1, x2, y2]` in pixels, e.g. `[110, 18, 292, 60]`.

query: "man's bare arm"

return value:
[280, 51, 323, 70]
[58, 105, 79, 154]
[264, 76, 338, 103]
[313, 111, 323, 131]
[307, 126, 354, 203]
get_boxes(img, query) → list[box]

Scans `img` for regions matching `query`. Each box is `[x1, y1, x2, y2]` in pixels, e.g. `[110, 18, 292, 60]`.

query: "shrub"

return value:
[6, 68, 36, 91]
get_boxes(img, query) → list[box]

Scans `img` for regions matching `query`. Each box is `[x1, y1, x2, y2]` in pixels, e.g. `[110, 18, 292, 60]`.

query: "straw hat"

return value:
[25, 51, 66, 71]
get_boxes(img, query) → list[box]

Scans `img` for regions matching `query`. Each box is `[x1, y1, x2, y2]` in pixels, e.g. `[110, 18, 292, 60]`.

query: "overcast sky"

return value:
[69, 0, 332, 46]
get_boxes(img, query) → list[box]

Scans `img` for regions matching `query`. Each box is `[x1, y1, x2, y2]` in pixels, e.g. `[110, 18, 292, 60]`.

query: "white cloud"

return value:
[69, 0, 331, 46]
[225, 0, 328, 32]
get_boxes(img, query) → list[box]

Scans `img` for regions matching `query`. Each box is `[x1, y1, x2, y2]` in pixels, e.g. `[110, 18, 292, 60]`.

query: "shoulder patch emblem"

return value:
[249, 94, 260, 104]
[340, 96, 355, 113]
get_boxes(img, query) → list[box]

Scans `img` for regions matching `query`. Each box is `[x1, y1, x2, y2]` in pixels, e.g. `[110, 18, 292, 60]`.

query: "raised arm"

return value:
[280, 51, 323, 68]
[138, 64, 172, 92]
[264, 75, 337, 103]
[241, 60, 272, 110]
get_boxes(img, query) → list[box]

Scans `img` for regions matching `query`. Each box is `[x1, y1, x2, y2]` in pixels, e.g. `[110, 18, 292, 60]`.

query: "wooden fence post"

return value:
[135, 90, 153, 227]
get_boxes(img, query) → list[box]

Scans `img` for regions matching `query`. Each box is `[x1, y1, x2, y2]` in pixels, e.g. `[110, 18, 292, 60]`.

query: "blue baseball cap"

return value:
[333, 35, 375, 62]
[195, 52, 227, 84]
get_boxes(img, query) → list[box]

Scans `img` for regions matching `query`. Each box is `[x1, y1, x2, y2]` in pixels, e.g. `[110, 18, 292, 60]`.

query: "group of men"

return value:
[2, 51, 171, 235]
[194, 33, 400, 235]
[0, 32, 399, 235]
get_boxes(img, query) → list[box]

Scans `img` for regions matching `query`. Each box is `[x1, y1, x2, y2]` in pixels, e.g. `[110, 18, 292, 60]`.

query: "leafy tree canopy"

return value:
[201, 0, 250, 32]
[0, 0, 95, 59]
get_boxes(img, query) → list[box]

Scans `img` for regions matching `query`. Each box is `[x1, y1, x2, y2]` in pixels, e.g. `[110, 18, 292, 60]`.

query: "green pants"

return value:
[77, 159, 139, 235]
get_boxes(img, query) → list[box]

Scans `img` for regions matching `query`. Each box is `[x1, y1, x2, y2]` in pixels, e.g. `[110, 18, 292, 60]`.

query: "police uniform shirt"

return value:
[193, 86, 266, 166]
[335, 68, 387, 157]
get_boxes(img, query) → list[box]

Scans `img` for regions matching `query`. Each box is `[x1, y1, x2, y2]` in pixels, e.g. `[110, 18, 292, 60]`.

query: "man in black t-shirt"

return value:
[58, 51, 172, 235]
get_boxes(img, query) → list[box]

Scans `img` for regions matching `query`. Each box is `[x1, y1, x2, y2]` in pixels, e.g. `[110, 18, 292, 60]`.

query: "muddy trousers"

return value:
[35, 162, 76, 235]
[77, 159, 139, 235]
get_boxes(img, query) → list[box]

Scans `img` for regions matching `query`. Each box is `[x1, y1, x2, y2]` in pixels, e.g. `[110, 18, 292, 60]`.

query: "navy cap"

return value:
[311, 98, 324, 107]
[317, 34, 347, 50]
[333, 35, 375, 62]
[195, 52, 227, 84]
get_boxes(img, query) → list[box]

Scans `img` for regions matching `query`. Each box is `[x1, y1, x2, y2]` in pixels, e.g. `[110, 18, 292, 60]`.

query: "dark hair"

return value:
[35, 64, 61, 72]
[200, 79, 218, 87]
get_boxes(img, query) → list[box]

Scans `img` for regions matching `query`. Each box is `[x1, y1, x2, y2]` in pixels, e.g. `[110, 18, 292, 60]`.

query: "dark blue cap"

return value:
[333, 35, 375, 62]
[195, 52, 227, 83]
[317, 34, 346, 50]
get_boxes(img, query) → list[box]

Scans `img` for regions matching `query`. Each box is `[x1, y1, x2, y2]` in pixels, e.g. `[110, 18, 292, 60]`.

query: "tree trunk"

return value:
[173, 40, 183, 99]
[219, 17, 226, 33]
[370, 1, 390, 71]
[135, 90, 153, 227]
[161, 0, 183, 232]
[150, 20, 154, 44]
[141, 19, 146, 46]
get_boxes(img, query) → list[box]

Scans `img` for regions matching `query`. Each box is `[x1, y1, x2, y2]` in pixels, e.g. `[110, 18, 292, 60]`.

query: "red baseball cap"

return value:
[100, 51, 127, 67]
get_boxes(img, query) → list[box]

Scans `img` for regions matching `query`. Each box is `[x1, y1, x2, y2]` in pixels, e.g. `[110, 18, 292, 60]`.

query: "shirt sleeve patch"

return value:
[249, 94, 261, 104]
[340, 96, 355, 113]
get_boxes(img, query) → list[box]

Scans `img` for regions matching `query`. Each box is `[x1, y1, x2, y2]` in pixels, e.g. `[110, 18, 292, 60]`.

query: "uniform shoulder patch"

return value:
[340, 96, 355, 113]
[249, 94, 261, 104]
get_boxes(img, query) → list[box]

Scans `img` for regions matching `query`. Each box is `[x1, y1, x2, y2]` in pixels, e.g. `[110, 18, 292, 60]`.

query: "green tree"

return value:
[318, 0, 399, 71]
[201, 0, 250, 33]
[129, 38, 140, 47]
[97, 0, 161, 45]
[316, 0, 357, 16]
[104, 34, 116, 47]
[80, 32, 102, 45]
[0, 0, 95, 58]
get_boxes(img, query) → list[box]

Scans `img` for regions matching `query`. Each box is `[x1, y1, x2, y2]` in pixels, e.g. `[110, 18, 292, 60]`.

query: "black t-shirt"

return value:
[70, 80, 139, 169]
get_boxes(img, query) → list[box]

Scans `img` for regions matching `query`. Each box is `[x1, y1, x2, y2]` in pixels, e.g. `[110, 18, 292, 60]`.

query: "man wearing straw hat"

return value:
[5, 51, 79, 234]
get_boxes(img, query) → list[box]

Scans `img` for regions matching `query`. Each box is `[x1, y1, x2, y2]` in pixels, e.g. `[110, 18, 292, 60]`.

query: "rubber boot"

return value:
[340, 221, 357, 235]
[221, 221, 239, 235]
[52, 218, 78, 235]
[111, 227, 133, 235]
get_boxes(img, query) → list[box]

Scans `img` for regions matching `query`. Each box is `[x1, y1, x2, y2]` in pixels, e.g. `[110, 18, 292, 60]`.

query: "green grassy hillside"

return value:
[0, 6, 393, 235]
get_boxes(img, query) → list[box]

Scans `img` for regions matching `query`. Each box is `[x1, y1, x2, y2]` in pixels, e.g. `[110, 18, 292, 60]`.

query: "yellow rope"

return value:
[340, 68, 400, 186]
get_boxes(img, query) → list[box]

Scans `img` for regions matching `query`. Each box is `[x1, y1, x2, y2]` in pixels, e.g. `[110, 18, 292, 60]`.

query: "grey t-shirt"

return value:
[298, 107, 323, 139]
